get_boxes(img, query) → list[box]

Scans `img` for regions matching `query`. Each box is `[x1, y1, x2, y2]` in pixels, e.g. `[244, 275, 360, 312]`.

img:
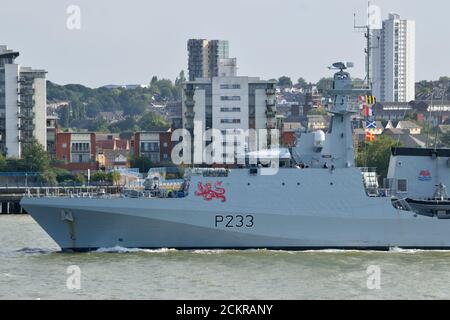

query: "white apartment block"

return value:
[372, 13, 416, 102]
[0, 45, 47, 158]
[182, 76, 277, 161]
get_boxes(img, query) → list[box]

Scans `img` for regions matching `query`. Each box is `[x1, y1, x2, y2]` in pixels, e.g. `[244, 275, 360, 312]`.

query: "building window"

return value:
[71, 142, 89, 153]
[220, 84, 241, 89]
[149, 153, 160, 162]
[163, 142, 168, 148]
[220, 119, 241, 124]
[220, 96, 240, 101]
[140, 142, 159, 152]
[62, 143, 67, 148]
[220, 107, 241, 112]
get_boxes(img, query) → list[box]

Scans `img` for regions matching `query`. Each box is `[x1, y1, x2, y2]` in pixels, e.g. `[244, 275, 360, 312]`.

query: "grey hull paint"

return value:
[20, 169, 450, 251]
[22, 168, 450, 250]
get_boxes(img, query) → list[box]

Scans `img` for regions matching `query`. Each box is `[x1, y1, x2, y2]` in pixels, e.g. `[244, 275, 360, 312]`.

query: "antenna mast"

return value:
[354, 1, 379, 90]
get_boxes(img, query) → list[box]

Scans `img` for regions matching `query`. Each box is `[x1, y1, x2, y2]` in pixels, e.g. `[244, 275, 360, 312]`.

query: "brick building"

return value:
[132, 128, 173, 163]
[55, 132, 98, 171]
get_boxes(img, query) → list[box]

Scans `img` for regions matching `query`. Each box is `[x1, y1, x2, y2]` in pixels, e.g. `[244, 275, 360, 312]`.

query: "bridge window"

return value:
[397, 179, 408, 193]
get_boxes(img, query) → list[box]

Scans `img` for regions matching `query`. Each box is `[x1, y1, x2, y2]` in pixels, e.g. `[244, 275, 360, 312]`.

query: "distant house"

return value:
[438, 124, 450, 134]
[97, 150, 129, 170]
[95, 134, 130, 170]
[96, 134, 130, 151]
[307, 115, 328, 131]
[383, 128, 427, 148]
[396, 121, 422, 135]
[98, 111, 125, 123]
[363, 120, 384, 135]
[373, 101, 450, 125]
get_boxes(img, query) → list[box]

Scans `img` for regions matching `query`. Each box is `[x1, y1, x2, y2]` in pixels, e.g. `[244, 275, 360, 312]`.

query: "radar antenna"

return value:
[354, 1, 380, 89]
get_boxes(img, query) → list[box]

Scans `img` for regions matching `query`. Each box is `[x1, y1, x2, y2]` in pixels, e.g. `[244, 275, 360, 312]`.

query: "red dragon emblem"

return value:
[195, 181, 226, 202]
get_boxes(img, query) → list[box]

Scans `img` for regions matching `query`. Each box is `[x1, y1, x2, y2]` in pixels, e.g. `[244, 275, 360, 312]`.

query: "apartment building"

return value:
[0, 45, 47, 157]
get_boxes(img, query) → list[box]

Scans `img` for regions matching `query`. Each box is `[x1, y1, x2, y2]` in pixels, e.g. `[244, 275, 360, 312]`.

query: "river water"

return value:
[0, 215, 449, 300]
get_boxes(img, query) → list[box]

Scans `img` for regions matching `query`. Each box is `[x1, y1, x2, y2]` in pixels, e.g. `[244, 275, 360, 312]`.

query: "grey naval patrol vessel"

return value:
[21, 63, 450, 251]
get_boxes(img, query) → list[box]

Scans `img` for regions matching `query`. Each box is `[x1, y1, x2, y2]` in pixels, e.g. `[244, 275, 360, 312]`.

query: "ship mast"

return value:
[354, 1, 379, 90]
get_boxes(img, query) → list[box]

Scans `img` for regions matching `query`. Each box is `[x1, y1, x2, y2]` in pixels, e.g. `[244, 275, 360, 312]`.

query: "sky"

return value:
[1, 0, 449, 87]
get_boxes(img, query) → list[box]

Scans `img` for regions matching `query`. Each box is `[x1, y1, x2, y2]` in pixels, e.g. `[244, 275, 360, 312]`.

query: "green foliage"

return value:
[439, 131, 450, 148]
[91, 171, 109, 182]
[38, 170, 57, 185]
[47, 72, 183, 130]
[22, 140, 50, 172]
[138, 112, 170, 131]
[277, 76, 293, 87]
[307, 108, 328, 116]
[108, 171, 121, 186]
[0, 154, 6, 170]
[296, 77, 307, 88]
[356, 135, 400, 178]
[88, 117, 109, 132]
[316, 77, 334, 97]
[108, 117, 139, 133]
[130, 156, 153, 173]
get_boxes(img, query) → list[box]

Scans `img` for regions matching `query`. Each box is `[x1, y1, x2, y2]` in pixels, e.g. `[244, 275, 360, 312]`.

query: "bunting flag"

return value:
[362, 105, 373, 117]
[365, 131, 376, 142]
[359, 95, 377, 105]
[366, 119, 377, 129]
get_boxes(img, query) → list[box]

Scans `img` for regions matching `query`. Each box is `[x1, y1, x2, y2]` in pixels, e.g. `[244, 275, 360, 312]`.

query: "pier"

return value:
[0, 185, 122, 214]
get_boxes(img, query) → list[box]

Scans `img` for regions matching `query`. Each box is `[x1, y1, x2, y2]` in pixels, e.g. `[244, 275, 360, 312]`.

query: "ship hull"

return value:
[20, 168, 450, 251]
[21, 198, 450, 251]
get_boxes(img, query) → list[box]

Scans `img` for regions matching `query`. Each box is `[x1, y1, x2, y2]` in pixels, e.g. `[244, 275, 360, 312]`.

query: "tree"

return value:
[356, 135, 400, 179]
[278, 76, 293, 87]
[296, 77, 307, 88]
[108, 117, 139, 133]
[440, 131, 450, 148]
[124, 98, 148, 116]
[175, 70, 186, 87]
[22, 140, 50, 172]
[150, 76, 158, 87]
[108, 171, 121, 186]
[91, 171, 109, 183]
[0, 154, 6, 170]
[38, 170, 57, 186]
[316, 77, 334, 96]
[130, 156, 153, 173]
[138, 111, 169, 130]
[89, 118, 109, 132]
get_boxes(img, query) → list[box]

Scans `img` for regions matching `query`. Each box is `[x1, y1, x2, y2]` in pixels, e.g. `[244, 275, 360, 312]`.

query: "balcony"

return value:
[266, 110, 276, 118]
[185, 100, 195, 108]
[18, 77, 33, 85]
[18, 123, 35, 131]
[184, 87, 195, 96]
[17, 112, 35, 119]
[266, 88, 276, 95]
[184, 111, 195, 119]
[185, 122, 194, 130]
[266, 100, 276, 108]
